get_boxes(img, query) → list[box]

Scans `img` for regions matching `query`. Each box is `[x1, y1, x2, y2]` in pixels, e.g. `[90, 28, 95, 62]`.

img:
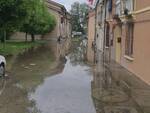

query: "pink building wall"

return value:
[87, 11, 95, 63]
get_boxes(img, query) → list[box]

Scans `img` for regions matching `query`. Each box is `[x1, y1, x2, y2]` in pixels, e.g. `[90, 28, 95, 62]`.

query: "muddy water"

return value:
[0, 39, 150, 113]
[29, 56, 96, 113]
[3, 38, 150, 113]
[0, 40, 97, 113]
[0, 43, 66, 113]
[29, 40, 96, 113]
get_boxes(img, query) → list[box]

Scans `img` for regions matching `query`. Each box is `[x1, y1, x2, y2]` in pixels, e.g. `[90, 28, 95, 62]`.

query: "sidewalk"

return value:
[92, 51, 150, 113]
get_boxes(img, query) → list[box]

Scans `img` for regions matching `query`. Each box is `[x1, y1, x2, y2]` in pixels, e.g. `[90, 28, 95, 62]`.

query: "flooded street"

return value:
[29, 55, 96, 113]
[0, 39, 150, 113]
[28, 39, 96, 113]
[0, 40, 97, 113]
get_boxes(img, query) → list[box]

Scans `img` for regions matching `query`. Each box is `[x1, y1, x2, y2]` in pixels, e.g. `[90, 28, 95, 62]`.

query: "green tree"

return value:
[0, 0, 29, 43]
[79, 3, 89, 33]
[21, 0, 56, 42]
[70, 2, 89, 34]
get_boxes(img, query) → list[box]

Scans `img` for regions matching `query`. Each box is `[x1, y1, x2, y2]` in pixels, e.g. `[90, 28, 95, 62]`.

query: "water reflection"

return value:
[92, 52, 150, 113]
[0, 43, 66, 113]
[29, 47, 96, 113]
[1, 38, 149, 113]
[11, 45, 65, 90]
[70, 39, 87, 66]
[0, 78, 7, 96]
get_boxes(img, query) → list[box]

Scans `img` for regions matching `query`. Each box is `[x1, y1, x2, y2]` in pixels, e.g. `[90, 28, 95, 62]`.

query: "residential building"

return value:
[11, 0, 72, 60]
[113, 0, 150, 85]
[92, 0, 150, 85]
[89, 1, 150, 112]
[44, 0, 72, 59]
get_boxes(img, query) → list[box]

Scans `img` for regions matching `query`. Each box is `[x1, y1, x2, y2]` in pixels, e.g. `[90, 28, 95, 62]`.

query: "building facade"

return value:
[111, 0, 150, 85]
[120, 0, 150, 85]
[88, 1, 150, 112]
[87, 10, 95, 63]
[91, 0, 150, 85]
[45, 0, 72, 59]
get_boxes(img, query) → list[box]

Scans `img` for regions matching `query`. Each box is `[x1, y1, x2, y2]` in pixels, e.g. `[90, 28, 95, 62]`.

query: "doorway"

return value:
[114, 25, 122, 63]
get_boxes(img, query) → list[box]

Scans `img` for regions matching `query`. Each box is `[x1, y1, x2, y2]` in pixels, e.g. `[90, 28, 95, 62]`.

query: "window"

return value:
[124, 0, 134, 12]
[105, 23, 110, 47]
[98, 5, 103, 25]
[106, 0, 110, 19]
[97, 11, 101, 24]
[125, 23, 134, 56]
[61, 17, 64, 23]
[115, 0, 121, 16]
[108, 0, 112, 13]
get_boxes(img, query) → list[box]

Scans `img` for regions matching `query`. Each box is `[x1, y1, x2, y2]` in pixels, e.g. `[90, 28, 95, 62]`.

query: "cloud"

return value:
[52, 0, 86, 11]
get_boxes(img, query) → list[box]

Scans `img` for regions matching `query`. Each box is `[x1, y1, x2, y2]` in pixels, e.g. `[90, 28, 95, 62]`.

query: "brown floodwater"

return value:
[0, 40, 97, 113]
[0, 42, 66, 113]
[28, 40, 96, 113]
[0, 39, 150, 113]
[29, 55, 96, 113]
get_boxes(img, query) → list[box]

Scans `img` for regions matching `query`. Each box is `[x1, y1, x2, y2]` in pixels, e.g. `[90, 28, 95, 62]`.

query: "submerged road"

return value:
[0, 40, 97, 113]
[1, 40, 150, 113]
[29, 55, 96, 113]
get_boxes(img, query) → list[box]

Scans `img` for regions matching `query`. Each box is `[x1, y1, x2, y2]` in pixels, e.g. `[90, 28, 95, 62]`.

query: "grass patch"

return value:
[0, 40, 46, 56]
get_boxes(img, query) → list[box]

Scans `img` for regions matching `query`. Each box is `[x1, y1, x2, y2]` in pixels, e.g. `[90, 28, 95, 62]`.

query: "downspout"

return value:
[94, 0, 98, 64]
[102, 0, 108, 89]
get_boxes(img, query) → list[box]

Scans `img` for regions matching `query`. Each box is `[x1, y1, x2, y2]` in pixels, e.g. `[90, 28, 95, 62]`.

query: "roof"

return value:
[46, 0, 66, 11]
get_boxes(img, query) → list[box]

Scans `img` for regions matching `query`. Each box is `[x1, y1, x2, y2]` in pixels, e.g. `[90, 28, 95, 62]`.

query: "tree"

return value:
[21, 0, 56, 42]
[0, 0, 29, 43]
[79, 3, 89, 33]
[70, 2, 89, 34]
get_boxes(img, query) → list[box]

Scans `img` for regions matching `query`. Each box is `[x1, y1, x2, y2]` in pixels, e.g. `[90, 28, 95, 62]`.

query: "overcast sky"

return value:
[52, 0, 87, 11]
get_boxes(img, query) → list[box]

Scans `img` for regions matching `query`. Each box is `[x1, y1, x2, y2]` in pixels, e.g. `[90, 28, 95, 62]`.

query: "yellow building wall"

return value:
[121, 7, 150, 85]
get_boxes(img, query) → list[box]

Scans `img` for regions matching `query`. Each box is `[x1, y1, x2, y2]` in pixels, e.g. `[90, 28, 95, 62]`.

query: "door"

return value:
[114, 25, 122, 63]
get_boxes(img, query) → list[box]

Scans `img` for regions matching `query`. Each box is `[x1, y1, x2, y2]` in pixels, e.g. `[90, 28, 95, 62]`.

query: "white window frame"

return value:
[124, 0, 134, 12]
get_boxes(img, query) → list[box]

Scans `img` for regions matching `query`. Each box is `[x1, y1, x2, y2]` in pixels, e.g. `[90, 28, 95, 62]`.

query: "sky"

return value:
[52, 0, 87, 11]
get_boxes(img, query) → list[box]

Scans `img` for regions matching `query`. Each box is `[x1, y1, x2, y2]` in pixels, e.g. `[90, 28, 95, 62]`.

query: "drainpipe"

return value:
[94, 4, 98, 64]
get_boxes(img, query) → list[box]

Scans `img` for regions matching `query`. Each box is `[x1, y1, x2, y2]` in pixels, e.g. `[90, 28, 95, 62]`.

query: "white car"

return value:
[0, 55, 6, 77]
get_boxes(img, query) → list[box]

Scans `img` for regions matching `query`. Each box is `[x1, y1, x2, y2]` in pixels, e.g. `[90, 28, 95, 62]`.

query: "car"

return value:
[0, 55, 6, 77]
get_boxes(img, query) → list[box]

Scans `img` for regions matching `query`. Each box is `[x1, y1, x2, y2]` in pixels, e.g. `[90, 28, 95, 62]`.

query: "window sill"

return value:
[124, 55, 134, 61]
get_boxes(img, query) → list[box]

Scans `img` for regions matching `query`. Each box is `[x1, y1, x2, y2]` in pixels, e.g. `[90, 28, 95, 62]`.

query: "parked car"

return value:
[0, 55, 6, 77]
